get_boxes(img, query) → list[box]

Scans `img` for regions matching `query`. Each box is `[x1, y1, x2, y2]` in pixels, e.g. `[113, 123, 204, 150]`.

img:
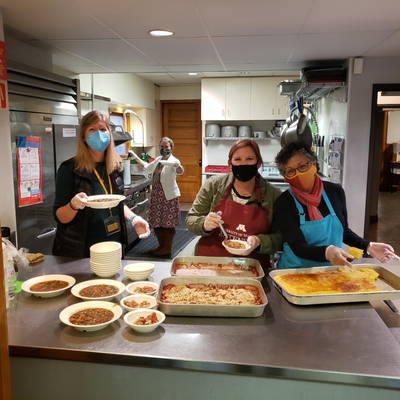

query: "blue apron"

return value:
[277, 190, 343, 269]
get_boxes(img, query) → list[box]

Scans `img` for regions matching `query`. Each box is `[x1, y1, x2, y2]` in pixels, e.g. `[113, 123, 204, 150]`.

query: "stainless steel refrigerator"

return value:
[8, 60, 80, 254]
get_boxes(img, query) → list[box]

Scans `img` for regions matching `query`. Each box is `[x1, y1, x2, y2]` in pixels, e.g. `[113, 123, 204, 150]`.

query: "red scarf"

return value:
[289, 175, 323, 220]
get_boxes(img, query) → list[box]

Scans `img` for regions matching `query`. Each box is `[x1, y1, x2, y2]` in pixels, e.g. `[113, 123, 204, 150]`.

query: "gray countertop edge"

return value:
[10, 344, 400, 390]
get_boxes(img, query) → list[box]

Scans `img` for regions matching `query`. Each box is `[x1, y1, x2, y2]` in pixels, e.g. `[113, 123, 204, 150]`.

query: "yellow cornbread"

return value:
[348, 247, 364, 260]
[274, 267, 379, 295]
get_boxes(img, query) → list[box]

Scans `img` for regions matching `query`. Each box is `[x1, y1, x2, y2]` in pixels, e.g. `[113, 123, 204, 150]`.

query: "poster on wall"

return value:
[16, 136, 43, 207]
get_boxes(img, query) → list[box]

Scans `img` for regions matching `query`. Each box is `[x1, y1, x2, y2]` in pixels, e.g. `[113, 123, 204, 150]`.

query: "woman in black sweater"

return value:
[273, 141, 399, 269]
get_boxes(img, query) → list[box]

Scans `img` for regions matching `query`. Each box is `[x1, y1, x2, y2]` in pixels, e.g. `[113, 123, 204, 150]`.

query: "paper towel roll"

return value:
[123, 160, 131, 187]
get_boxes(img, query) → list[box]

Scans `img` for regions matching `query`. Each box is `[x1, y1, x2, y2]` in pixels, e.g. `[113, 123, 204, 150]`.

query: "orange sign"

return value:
[0, 82, 6, 109]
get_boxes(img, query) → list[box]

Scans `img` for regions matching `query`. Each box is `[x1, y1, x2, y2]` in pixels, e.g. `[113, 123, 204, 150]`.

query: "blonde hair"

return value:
[75, 110, 123, 174]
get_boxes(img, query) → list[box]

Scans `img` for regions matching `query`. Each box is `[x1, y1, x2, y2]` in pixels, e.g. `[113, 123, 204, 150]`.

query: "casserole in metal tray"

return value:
[157, 277, 268, 317]
[170, 256, 264, 281]
[270, 264, 400, 306]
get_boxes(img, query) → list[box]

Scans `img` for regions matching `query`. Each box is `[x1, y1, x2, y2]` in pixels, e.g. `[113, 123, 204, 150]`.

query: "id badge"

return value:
[103, 215, 121, 236]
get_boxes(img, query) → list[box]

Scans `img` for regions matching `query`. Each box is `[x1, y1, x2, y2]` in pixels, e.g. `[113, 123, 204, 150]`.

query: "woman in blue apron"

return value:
[273, 141, 399, 269]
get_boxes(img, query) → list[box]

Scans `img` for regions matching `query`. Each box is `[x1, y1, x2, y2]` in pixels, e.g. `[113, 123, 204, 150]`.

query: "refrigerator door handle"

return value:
[37, 228, 57, 240]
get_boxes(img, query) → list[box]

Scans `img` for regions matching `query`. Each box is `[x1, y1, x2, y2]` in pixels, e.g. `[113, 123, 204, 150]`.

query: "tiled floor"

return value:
[369, 191, 400, 255]
[143, 194, 400, 262]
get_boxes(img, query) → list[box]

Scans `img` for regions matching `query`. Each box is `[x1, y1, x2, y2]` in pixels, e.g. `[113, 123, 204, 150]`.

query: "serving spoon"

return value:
[218, 222, 228, 240]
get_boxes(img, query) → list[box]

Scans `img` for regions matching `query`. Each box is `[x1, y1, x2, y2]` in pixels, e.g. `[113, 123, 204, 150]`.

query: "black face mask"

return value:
[160, 148, 171, 157]
[231, 163, 258, 182]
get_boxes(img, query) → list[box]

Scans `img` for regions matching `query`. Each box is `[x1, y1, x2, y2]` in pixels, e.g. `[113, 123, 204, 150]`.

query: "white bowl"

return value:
[123, 263, 155, 281]
[222, 239, 251, 256]
[21, 274, 76, 298]
[120, 294, 158, 311]
[85, 195, 126, 209]
[59, 301, 122, 332]
[125, 281, 159, 296]
[90, 241, 122, 255]
[124, 309, 165, 333]
[71, 279, 125, 301]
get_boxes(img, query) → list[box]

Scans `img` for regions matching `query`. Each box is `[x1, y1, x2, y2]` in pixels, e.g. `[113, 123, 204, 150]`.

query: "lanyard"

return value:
[93, 168, 113, 195]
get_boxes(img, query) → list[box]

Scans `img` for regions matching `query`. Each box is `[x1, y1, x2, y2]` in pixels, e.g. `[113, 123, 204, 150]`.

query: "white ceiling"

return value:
[2, 0, 400, 86]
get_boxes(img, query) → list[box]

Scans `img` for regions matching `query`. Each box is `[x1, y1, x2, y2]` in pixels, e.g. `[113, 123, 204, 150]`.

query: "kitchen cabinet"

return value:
[251, 77, 296, 120]
[202, 77, 296, 121]
[201, 78, 251, 121]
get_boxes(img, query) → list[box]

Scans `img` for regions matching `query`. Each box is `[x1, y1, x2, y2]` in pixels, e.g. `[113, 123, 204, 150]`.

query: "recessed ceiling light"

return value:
[149, 29, 174, 37]
[188, 73, 198, 76]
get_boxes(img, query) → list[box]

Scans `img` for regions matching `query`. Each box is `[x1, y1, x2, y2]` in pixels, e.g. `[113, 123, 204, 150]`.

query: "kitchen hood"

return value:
[110, 122, 132, 146]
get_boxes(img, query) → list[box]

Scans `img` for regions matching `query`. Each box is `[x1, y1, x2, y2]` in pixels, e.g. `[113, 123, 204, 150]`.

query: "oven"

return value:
[124, 175, 152, 249]
[259, 162, 289, 191]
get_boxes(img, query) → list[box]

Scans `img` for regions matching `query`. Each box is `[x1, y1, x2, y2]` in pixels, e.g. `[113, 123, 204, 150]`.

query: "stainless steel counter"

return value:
[8, 257, 400, 391]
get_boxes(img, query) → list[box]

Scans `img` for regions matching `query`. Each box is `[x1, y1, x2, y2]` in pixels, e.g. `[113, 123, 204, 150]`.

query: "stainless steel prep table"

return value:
[7, 257, 400, 399]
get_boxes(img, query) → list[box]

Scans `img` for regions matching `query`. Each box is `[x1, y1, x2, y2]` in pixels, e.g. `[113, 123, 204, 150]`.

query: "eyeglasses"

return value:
[284, 161, 312, 178]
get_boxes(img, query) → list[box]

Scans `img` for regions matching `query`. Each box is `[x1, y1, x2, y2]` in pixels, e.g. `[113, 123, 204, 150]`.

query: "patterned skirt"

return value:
[148, 166, 180, 228]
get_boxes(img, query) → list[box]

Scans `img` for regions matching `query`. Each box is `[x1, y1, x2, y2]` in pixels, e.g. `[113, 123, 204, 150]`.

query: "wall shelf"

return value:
[290, 82, 347, 103]
[203, 137, 279, 145]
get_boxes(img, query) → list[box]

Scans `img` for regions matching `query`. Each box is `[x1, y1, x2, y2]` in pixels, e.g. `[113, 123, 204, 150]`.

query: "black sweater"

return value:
[273, 181, 369, 262]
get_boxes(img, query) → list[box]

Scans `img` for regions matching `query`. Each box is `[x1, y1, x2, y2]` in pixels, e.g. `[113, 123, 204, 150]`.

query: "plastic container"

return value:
[2, 243, 9, 309]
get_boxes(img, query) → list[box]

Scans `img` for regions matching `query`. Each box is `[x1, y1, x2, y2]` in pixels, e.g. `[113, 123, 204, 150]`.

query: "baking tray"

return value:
[269, 264, 400, 306]
[157, 277, 268, 317]
[170, 256, 265, 281]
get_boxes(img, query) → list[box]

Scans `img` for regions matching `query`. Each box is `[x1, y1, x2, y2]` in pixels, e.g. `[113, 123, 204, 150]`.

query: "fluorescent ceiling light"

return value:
[188, 73, 197, 76]
[149, 29, 174, 37]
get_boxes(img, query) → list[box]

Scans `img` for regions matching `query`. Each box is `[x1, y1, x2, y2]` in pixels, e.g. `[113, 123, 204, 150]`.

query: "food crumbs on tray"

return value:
[274, 267, 380, 295]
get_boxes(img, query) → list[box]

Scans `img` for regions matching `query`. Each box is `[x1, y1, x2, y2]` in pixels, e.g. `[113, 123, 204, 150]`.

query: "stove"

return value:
[259, 162, 289, 191]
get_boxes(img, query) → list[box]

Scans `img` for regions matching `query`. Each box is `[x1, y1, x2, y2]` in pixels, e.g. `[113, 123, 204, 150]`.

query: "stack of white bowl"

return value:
[89, 241, 122, 278]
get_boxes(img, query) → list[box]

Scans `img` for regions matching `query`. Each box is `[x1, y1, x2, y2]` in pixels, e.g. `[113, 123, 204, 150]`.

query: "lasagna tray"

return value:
[269, 264, 400, 305]
[170, 256, 265, 281]
[157, 277, 268, 317]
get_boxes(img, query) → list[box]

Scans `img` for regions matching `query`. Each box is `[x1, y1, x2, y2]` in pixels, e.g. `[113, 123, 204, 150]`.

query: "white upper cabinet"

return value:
[202, 77, 296, 121]
[225, 78, 251, 120]
[250, 77, 277, 120]
[201, 78, 251, 121]
[201, 78, 226, 120]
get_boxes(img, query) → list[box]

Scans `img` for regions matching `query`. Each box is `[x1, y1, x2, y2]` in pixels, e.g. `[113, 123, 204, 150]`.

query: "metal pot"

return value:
[205, 123, 221, 138]
[221, 126, 238, 138]
[238, 125, 252, 138]
[253, 131, 268, 139]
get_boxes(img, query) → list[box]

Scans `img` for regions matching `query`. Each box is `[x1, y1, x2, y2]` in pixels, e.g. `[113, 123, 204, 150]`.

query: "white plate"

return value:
[124, 309, 165, 333]
[71, 279, 125, 301]
[159, 160, 176, 166]
[222, 239, 250, 256]
[21, 274, 76, 298]
[84, 194, 126, 209]
[120, 294, 158, 311]
[59, 301, 122, 332]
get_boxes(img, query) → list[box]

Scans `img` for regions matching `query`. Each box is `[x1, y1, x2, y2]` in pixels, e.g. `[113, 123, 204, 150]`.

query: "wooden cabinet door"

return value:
[225, 78, 251, 120]
[201, 78, 226, 120]
[251, 77, 276, 120]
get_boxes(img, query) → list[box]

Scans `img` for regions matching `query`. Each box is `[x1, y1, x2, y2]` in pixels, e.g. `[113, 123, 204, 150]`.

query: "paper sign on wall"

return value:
[16, 136, 43, 207]
[63, 128, 76, 137]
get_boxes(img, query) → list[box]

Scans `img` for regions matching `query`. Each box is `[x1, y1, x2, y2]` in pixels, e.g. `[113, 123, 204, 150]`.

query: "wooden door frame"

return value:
[161, 100, 203, 198]
[0, 228, 12, 399]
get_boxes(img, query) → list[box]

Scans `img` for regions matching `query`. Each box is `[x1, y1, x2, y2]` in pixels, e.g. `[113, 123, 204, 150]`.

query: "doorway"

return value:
[161, 101, 202, 203]
[366, 84, 400, 252]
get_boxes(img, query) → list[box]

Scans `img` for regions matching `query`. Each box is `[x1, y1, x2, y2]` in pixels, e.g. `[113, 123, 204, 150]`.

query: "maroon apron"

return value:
[197, 179, 271, 267]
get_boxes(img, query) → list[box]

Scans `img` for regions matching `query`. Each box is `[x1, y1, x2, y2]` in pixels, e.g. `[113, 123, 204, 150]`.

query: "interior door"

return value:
[162, 101, 202, 203]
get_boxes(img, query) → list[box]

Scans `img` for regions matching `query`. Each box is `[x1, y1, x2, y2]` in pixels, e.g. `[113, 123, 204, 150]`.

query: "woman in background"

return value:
[52, 110, 149, 258]
[274, 140, 399, 268]
[186, 139, 282, 268]
[131, 137, 184, 257]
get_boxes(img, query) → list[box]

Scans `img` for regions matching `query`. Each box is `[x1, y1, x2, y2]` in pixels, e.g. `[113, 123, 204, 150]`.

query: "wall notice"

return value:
[16, 136, 43, 207]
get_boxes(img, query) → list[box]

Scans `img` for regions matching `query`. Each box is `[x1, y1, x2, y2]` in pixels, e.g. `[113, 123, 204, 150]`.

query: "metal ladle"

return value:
[218, 222, 228, 240]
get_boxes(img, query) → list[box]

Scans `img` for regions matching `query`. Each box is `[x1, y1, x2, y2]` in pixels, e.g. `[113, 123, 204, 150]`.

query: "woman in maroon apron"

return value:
[186, 139, 283, 269]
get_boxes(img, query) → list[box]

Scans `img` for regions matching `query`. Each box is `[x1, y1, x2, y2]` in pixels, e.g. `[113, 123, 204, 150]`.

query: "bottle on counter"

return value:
[2, 242, 15, 301]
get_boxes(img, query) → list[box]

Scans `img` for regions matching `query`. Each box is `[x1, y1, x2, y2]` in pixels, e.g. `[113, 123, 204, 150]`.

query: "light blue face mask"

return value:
[86, 130, 110, 152]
